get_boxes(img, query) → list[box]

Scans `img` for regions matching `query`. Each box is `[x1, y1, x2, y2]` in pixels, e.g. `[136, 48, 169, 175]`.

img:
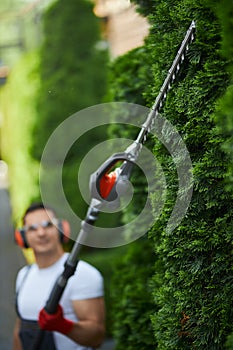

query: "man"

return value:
[13, 203, 105, 350]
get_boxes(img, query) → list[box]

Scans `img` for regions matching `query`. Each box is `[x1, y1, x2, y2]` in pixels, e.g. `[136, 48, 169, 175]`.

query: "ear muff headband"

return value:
[14, 229, 29, 249]
[14, 219, 71, 248]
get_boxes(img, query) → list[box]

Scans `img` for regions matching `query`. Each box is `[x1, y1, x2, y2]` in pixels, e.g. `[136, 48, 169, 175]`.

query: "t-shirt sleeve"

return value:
[68, 260, 104, 300]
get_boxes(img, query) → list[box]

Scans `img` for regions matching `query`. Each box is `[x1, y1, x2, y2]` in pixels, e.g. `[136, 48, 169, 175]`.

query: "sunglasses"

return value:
[23, 219, 59, 233]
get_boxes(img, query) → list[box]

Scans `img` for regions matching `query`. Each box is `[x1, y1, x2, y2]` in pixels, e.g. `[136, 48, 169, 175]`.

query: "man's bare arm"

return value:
[68, 296, 105, 348]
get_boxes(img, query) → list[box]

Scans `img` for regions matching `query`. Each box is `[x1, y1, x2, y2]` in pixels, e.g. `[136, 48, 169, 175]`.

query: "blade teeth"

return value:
[145, 21, 195, 141]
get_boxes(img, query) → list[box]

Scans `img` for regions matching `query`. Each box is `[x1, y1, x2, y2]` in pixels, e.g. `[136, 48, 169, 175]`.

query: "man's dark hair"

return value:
[23, 202, 56, 224]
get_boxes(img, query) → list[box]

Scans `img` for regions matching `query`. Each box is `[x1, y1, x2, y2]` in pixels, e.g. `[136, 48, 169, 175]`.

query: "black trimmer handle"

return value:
[45, 260, 77, 314]
[31, 259, 78, 350]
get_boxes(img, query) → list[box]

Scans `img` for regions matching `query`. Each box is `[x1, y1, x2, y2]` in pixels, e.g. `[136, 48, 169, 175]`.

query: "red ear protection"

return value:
[14, 219, 71, 248]
[14, 228, 29, 248]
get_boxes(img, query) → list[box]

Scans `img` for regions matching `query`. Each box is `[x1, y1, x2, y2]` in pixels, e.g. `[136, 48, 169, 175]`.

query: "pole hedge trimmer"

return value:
[32, 20, 196, 350]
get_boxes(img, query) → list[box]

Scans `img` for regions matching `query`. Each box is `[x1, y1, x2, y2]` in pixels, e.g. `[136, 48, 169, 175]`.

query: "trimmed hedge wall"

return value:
[107, 0, 233, 349]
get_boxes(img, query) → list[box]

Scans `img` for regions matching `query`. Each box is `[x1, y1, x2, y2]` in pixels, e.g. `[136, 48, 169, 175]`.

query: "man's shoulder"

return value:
[16, 264, 35, 290]
[17, 263, 34, 276]
[73, 260, 104, 286]
[77, 260, 102, 276]
[68, 260, 104, 298]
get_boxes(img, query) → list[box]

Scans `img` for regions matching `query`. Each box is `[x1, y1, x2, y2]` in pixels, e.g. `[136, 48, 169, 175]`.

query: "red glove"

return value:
[39, 305, 74, 335]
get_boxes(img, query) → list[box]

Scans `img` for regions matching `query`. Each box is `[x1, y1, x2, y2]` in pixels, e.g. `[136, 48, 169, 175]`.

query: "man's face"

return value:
[24, 209, 61, 255]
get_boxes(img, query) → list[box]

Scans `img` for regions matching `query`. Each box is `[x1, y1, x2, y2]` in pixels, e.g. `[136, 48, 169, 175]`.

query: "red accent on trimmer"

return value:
[99, 171, 117, 199]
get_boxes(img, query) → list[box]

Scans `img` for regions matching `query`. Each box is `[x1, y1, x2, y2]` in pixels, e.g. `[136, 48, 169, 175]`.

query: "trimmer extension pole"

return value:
[45, 201, 101, 313]
[31, 199, 101, 350]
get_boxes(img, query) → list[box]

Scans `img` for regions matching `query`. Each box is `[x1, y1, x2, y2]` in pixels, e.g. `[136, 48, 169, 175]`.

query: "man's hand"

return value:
[39, 305, 74, 335]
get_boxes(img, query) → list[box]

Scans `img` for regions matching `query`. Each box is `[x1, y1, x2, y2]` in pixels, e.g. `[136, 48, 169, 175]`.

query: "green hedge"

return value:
[106, 0, 233, 349]
[215, 0, 233, 187]
[148, 2, 233, 348]
[214, 0, 233, 347]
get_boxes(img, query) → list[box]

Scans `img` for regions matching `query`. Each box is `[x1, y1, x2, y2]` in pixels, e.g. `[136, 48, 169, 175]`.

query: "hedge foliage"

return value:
[107, 0, 233, 349]
[214, 0, 233, 188]
[214, 0, 233, 346]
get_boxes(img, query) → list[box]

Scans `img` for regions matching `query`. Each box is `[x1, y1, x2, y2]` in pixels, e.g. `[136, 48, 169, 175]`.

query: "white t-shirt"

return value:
[16, 253, 104, 350]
